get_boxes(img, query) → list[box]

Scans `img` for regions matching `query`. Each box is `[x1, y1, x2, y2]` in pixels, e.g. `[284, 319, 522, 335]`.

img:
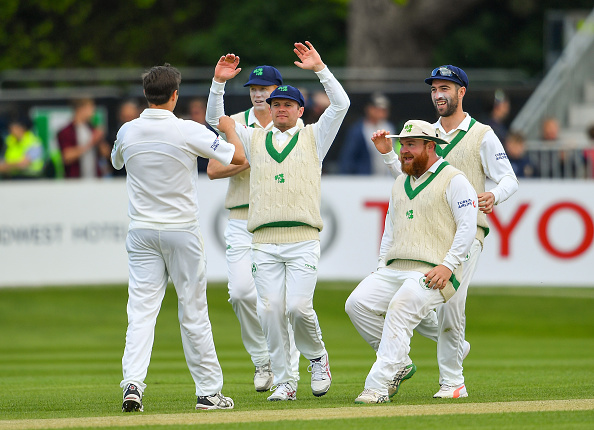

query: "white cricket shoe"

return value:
[355, 388, 390, 404]
[308, 353, 331, 397]
[433, 383, 468, 399]
[462, 340, 471, 361]
[388, 363, 416, 398]
[196, 392, 234, 410]
[267, 382, 297, 401]
[254, 362, 274, 392]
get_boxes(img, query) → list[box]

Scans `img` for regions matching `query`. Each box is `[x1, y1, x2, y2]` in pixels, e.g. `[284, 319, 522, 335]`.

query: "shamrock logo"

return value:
[404, 124, 413, 133]
[277, 86, 288, 92]
[254, 68, 263, 76]
[406, 209, 414, 219]
[275, 173, 285, 183]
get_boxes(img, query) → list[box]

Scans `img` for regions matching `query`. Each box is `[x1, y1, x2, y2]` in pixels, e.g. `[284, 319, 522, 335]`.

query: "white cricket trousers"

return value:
[347, 268, 444, 395]
[120, 227, 224, 397]
[417, 238, 483, 386]
[225, 219, 299, 377]
[251, 240, 326, 386]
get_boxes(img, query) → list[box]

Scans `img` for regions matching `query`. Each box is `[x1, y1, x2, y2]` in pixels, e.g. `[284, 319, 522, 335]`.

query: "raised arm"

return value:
[294, 41, 350, 161]
[214, 54, 242, 83]
[293, 41, 326, 73]
[206, 54, 242, 132]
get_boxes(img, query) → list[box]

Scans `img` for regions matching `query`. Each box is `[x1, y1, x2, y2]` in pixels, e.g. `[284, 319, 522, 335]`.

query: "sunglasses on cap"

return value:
[431, 66, 463, 83]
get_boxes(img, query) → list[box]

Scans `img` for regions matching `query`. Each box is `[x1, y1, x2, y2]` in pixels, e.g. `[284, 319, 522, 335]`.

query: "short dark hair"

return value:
[142, 63, 181, 106]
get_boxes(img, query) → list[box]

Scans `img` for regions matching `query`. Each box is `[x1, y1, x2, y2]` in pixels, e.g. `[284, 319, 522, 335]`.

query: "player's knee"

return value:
[286, 296, 312, 321]
[345, 291, 363, 318]
[228, 281, 256, 305]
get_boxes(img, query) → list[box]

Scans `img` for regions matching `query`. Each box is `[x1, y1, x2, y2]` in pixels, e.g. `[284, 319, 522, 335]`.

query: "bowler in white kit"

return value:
[111, 63, 245, 412]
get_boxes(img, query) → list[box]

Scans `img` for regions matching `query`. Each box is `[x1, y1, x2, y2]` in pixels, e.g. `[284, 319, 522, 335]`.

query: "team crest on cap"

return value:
[277, 86, 288, 91]
[404, 124, 413, 133]
[253, 68, 263, 76]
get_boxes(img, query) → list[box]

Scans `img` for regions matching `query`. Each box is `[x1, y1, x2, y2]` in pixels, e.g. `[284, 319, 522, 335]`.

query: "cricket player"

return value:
[419, 65, 519, 398]
[112, 63, 245, 412]
[205, 64, 302, 393]
[351, 66, 519, 399]
[347, 120, 478, 403]
[217, 41, 349, 401]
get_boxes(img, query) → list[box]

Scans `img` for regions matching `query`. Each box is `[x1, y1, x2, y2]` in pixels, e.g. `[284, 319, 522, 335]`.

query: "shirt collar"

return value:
[140, 108, 176, 118]
[435, 112, 471, 135]
[247, 108, 273, 131]
[271, 125, 300, 136]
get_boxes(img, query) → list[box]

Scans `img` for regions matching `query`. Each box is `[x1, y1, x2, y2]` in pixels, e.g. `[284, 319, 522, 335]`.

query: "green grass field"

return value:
[1, 282, 593, 429]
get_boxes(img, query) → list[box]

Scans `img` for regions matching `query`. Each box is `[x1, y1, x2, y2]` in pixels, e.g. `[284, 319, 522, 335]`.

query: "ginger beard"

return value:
[400, 143, 430, 177]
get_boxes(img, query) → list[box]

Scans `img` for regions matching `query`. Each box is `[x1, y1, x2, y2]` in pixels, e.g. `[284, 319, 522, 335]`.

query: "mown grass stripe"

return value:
[1, 399, 593, 429]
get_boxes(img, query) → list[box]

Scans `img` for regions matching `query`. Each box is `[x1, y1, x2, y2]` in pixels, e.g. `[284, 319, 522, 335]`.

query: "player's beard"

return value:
[434, 93, 459, 118]
[401, 145, 429, 177]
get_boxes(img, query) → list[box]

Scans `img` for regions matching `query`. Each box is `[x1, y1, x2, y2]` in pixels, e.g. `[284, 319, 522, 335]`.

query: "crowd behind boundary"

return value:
[1, 94, 593, 181]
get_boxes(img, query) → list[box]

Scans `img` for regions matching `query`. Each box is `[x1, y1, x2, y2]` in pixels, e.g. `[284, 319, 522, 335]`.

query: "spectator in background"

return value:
[541, 116, 560, 142]
[504, 131, 536, 178]
[339, 92, 395, 175]
[57, 97, 111, 179]
[302, 90, 330, 125]
[538, 116, 580, 177]
[187, 97, 211, 172]
[188, 97, 208, 126]
[484, 89, 510, 143]
[0, 115, 45, 179]
[110, 99, 142, 177]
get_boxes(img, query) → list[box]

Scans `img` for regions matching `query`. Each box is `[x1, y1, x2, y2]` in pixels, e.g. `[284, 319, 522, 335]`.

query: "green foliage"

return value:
[432, 0, 594, 76]
[0, 0, 592, 75]
[0, 0, 347, 70]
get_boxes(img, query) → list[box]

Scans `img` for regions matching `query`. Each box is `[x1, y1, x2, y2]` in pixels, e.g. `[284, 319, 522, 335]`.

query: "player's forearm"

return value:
[489, 174, 519, 205]
[313, 67, 350, 160]
[225, 127, 247, 166]
[381, 150, 402, 179]
[444, 177, 478, 271]
[206, 80, 227, 131]
[207, 158, 249, 179]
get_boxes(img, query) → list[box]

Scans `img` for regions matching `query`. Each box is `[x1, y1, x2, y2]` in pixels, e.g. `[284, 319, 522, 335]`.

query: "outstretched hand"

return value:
[371, 130, 394, 154]
[293, 41, 325, 72]
[214, 54, 241, 83]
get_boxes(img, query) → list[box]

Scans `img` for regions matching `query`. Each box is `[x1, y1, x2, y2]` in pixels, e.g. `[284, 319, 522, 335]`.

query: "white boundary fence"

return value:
[1, 177, 593, 287]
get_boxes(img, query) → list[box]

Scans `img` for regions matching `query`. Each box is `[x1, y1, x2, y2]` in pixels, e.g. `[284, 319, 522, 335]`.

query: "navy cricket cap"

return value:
[266, 85, 305, 107]
[425, 65, 469, 88]
[243, 65, 283, 87]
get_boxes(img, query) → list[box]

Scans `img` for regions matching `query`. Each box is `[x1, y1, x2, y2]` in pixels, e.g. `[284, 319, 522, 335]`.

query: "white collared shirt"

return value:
[378, 158, 478, 272]
[434, 113, 518, 205]
[111, 108, 235, 226]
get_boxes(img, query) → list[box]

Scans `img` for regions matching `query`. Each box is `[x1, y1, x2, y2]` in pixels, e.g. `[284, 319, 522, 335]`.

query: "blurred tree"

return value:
[346, 0, 594, 75]
[0, 0, 347, 70]
[0, 0, 591, 77]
